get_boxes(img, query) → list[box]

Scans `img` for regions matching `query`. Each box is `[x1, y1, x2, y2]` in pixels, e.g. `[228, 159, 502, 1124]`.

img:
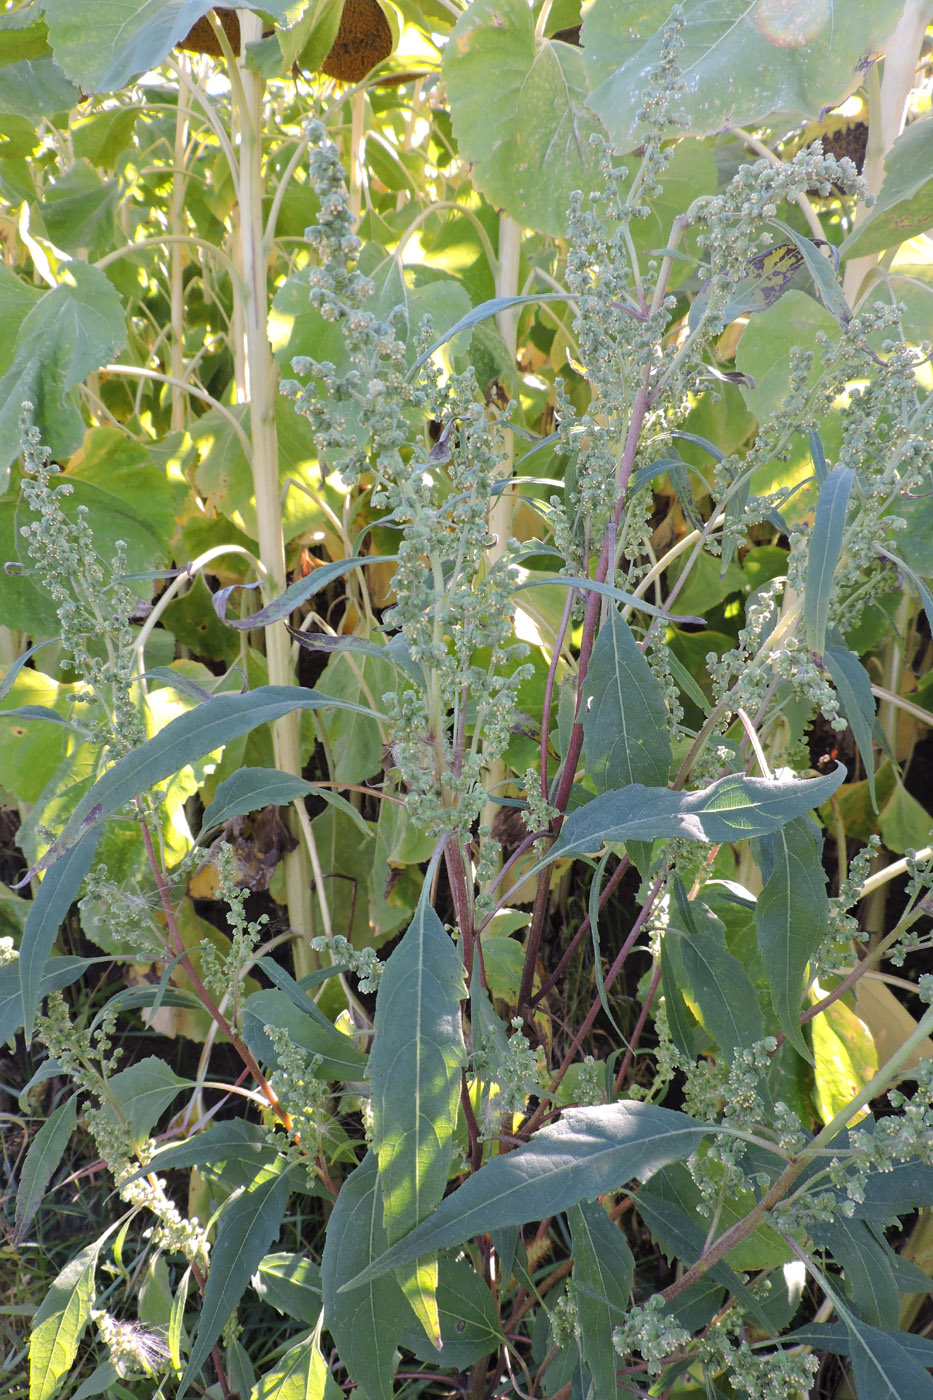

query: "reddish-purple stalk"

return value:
[530, 853, 630, 1006]
[516, 254, 677, 1014]
[139, 816, 292, 1130]
[516, 876, 665, 1144]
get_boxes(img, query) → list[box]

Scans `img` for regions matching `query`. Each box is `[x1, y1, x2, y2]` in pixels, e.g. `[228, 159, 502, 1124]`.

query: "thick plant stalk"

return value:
[843, 0, 933, 304]
[235, 12, 316, 972]
[480, 215, 522, 857]
[169, 74, 191, 433]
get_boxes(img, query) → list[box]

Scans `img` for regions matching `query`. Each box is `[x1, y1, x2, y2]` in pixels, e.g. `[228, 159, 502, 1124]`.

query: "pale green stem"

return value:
[859, 845, 933, 900]
[809, 995, 933, 1151]
[96, 234, 239, 283]
[349, 90, 366, 224]
[131, 543, 263, 684]
[236, 11, 317, 970]
[101, 364, 253, 455]
[479, 215, 522, 857]
[169, 73, 191, 433]
[843, 3, 933, 304]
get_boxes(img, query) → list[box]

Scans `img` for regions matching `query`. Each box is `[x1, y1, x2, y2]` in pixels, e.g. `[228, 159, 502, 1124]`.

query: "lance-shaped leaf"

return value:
[14, 1094, 77, 1244]
[212, 555, 397, 630]
[582, 607, 671, 795]
[30, 1239, 101, 1400]
[199, 765, 373, 840]
[805, 467, 853, 661]
[824, 642, 877, 810]
[371, 878, 466, 1344]
[568, 1201, 634, 1398]
[671, 908, 763, 1064]
[180, 1160, 298, 1399]
[0, 956, 86, 1048]
[322, 1153, 413, 1400]
[341, 1101, 707, 1291]
[371, 881, 466, 1242]
[848, 1320, 933, 1400]
[20, 830, 100, 1042]
[540, 763, 846, 868]
[24, 686, 381, 879]
[756, 816, 829, 1060]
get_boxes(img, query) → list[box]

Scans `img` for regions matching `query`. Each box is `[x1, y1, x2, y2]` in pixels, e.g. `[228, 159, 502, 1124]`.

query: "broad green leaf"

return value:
[252, 1254, 322, 1327]
[568, 1201, 634, 1398]
[30, 686, 381, 877]
[241, 988, 368, 1082]
[30, 1240, 100, 1400]
[201, 766, 372, 841]
[0, 262, 126, 489]
[814, 1218, 898, 1330]
[227, 1339, 256, 1400]
[0, 668, 75, 805]
[14, 1094, 77, 1244]
[106, 1057, 190, 1143]
[805, 467, 853, 660]
[584, 0, 901, 153]
[848, 1319, 933, 1400]
[397, 1257, 503, 1370]
[250, 1330, 342, 1400]
[181, 1160, 298, 1399]
[824, 643, 877, 810]
[201, 767, 321, 831]
[755, 817, 829, 1060]
[370, 892, 465, 1202]
[581, 607, 671, 795]
[42, 0, 296, 92]
[786, 1321, 933, 1364]
[371, 878, 466, 1343]
[641, 1158, 791, 1278]
[768, 217, 852, 326]
[542, 763, 846, 867]
[661, 933, 707, 1061]
[191, 397, 334, 546]
[672, 915, 763, 1063]
[321, 1152, 412, 1400]
[0, 54, 79, 122]
[20, 830, 100, 1042]
[880, 779, 933, 856]
[122, 1125, 277, 1188]
[314, 651, 391, 784]
[39, 159, 119, 258]
[0, 264, 42, 376]
[213, 557, 398, 630]
[342, 1101, 707, 1290]
[842, 117, 933, 259]
[811, 989, 877, 1128]
[0, 956, 86, 1048]
[634, 1183, 776, 1333]
[734, 289, 838, 427]
[443, 0, 605, 235]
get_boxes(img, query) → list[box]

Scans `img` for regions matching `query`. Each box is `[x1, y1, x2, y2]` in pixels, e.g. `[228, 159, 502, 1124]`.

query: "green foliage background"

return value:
[2, 1, 933, 1398]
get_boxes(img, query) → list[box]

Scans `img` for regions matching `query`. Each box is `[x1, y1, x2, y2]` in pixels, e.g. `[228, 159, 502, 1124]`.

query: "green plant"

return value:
[3, 3, 933, 1400]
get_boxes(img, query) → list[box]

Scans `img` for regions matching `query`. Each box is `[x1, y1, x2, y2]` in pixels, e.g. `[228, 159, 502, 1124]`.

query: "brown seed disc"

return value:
[320, 0, 393, 82]
[177, 7, 241, 58]
[819, 121, 869, 174]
